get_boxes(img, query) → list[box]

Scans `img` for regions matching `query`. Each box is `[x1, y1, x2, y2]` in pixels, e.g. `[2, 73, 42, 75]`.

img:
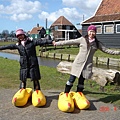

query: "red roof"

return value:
[30, 26, 43, 34]
[95, 0, 120, 16]
[51, 16, 73, 26]
[83, 0, 120, 24]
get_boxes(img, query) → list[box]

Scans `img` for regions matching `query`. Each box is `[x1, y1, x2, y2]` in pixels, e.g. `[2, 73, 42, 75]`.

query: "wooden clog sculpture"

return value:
[71, 92, 90, 110]
[58, 92, 74, 112]
[32, 90, 46, 107]
[12, 88, 32, 107]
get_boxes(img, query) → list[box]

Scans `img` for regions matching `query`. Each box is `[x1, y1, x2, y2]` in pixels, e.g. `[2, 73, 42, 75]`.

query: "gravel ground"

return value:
[0, 88, 120, 120]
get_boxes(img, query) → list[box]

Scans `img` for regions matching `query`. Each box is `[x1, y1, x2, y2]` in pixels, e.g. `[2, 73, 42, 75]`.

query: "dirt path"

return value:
[0, 88, 120, 120]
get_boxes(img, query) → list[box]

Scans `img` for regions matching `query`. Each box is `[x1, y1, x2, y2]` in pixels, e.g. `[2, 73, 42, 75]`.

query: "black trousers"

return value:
[64, 73, 85, 93]
[19, 80, 40, 90]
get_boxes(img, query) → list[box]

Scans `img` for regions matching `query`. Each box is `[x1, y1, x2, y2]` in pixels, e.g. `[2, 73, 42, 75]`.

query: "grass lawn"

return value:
[0, 57, 120, 107]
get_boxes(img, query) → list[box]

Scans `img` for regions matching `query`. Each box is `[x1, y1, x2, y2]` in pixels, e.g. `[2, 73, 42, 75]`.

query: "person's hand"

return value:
[52, 41, 56, 46]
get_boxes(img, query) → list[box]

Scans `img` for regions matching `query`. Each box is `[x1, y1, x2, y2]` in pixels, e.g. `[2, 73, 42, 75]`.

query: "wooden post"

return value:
[40, 51, 43, 57]
[53, 53, 56, 59]
[96, 57, 98, 65]
[68, 54, 70, 61]
[61, 54, 63, 60]
[107, 58, 110, 68]
[54, 46, 56, 50]
[41, 46, 44, 52]
[46, 52, 49, 58]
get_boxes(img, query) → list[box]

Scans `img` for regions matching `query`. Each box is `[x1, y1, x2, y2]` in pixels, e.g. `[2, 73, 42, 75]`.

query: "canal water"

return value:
[0, 52, 120, 71]
[0, 52, 61, 68]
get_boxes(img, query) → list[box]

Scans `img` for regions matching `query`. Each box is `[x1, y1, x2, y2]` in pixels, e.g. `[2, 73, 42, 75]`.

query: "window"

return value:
[116, 24, 120, 33]
[66, 26, 70, 30]
[104, 25, 114, 34]
[54, 26, 58, 31]
[96, 25, 102, 34]
[35, 34, 37, 39]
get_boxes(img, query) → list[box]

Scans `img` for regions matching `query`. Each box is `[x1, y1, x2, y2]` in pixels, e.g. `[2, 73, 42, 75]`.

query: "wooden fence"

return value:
[39, 51, 120, 68]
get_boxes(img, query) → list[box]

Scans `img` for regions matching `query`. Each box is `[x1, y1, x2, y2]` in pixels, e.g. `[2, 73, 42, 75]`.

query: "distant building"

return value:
[29, 24, 46, 39]
[82, 0, 120, 48]
[50, 16, 81, 41]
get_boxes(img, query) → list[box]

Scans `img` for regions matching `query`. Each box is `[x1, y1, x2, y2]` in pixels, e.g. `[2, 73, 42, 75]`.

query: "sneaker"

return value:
[58, 92, 74, 112]
[32, 90, 46, 107]
[71, 92, 90, 110]
[12, 88, 32, 107]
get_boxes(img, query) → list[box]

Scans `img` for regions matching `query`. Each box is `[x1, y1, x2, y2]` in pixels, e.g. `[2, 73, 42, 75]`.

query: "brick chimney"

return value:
[37, 23, 39, 27]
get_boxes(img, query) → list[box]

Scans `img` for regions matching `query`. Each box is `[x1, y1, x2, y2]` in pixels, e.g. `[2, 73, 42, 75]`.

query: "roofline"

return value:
[81, 0, 103, 24]
[81, 20, 120, 25]
[57, 29, 77, 32]
[81, 15, 94, 24]
[51, 24, 73, 26]
[93, 0, 103, 16]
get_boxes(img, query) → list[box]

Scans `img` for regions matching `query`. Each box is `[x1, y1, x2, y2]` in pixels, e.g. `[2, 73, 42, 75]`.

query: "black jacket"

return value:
[0, 38, 53, 81]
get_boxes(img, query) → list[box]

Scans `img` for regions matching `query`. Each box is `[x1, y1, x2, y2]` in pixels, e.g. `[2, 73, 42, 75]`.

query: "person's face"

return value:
[88, 30, 96, 39]
[17, 34, 25, 40]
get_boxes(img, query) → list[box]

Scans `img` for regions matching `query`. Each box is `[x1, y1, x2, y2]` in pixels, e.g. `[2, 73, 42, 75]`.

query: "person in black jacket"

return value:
[0, 29, 54, 107]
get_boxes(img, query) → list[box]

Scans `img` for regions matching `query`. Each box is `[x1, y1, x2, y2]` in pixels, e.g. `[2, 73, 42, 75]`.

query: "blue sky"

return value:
[0, 0, 102, 33]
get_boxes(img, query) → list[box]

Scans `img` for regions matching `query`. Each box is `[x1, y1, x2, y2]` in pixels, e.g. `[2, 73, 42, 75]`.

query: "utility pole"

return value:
[46, 18, 47, 29]
[83, 15, 84, 21]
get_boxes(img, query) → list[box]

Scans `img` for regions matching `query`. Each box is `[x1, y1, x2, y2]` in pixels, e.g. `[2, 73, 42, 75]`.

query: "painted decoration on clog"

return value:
[12, 88, 32, 107]
[32, 90, 46, 107]
[71, 92, 90, 110]
[58, 92, 74, 112]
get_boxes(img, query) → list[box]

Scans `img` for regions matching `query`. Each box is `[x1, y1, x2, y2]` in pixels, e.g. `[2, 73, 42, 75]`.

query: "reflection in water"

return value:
[0, 52, 20, 61]
[38, 57, 61, 68]
[0, 52, 61, 68]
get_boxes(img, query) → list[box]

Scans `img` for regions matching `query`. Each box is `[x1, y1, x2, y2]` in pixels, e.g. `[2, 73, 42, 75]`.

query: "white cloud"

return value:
[0, 4, 4, 10]
[0, 0, 41, 20]
[38, 7, 82, 23]
[0, 0, 102, 28]
[86, 0, 101, 8]
[62, 0, 101, 10]
[8, 0, 41, 14]
[10, 13, 32, 21]
[62, 0, 101, 16]
[38, 0, 101, 27]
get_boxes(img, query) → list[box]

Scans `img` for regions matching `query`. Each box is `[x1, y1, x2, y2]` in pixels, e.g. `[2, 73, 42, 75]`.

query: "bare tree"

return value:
[10, 30, 16, 37]
[2, 30, 9, 41]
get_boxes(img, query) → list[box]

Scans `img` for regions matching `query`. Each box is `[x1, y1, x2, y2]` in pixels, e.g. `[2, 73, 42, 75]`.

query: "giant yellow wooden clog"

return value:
[58, 92, 74, 112]
[71, 92, 90, 110]
[32, 90, 46, 107]
[12, 88, 32, 107]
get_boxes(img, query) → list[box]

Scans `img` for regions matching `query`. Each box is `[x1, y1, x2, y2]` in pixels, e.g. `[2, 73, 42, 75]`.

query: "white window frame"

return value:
[104, 24, 114, 34]
[55, 26, 58, 31]
[116, 24, 120, 33]
[96, 25, 102, 34]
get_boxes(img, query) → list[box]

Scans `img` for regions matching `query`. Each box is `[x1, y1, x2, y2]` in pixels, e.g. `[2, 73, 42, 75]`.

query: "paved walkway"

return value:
[0, 88, 120, 120]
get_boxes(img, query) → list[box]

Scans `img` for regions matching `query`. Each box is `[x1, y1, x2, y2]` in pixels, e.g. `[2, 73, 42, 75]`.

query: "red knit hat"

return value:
[16, 29, 25, 37]
[87, 25, 96, 32]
